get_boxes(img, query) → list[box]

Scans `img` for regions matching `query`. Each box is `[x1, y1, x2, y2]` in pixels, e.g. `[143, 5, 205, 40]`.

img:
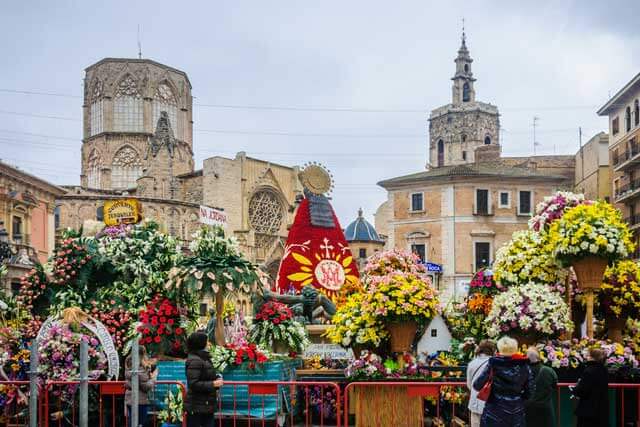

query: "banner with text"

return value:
[199, 205, 228, 228]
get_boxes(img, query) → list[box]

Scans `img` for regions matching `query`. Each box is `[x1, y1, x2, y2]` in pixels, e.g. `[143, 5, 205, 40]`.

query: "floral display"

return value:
[549, 201, 634, 264]
[0, 328, 29, 410]
[467, 293, 493, 315]
[38, 324, 107, 401]
[89, 301, 134, 351]
[15, 265, 49, 315]
[439, 386, 468, 405]
[529, 191, 588, 232]
[485, 283, 573, 339]
[344, 351, 387, 380]
[469, 269, 503, 295]
[598, 260, 640, 318]
[210, 342, 268, 372]
[363, 249, 429, 279]
[492, 230, 567, 290]
[363, 273, 438, 324]
[325, 292, 388, 347]
[443, 299, 488, 343]
[137, 296, 186, 357]
[248, 301, 310, 354]
[158, 388, 183, 425]
[535, 340, 585, 369]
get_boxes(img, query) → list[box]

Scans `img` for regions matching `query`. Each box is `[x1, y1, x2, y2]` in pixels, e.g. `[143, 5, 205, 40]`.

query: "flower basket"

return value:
[387, 321, 417, 353]
[606, 315, 626, 343]
[572, 257, 608, 290]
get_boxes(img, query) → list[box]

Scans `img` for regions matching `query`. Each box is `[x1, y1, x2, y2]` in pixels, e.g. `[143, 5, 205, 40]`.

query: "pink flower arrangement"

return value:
[528, 191, 589, 232]
[469, 269, 503, 295]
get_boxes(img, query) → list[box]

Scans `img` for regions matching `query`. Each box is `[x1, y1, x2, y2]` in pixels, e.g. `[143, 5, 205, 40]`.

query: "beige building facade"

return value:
[598, 72, 640, 257]
[377, 35, 574, 299]
[57, 58, 303, 285]
[574, 132, 610, 202]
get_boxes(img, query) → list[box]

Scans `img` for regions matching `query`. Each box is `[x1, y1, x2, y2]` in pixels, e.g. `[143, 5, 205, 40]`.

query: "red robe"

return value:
[276, 197, 359, 300]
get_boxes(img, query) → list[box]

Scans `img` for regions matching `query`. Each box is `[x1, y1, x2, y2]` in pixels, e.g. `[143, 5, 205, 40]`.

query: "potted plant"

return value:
[248, 301, 310, 355]
[549, 201, 634, 338]
[157, 388, 183, 427]
[168, 227, 265, 346]
[598, 260, 640, 342]
[485, 283, 573, 346]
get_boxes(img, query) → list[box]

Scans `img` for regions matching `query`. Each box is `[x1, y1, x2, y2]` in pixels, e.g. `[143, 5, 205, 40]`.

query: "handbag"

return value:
[477, 369, 493, 401]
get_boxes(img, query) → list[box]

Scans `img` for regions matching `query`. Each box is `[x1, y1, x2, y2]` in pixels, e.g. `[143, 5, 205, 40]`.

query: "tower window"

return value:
[635, 100, 639, 127]
[359, 248, 367, 259]
[613, 117, 620, 135]
[626, 107, 632, 132]
[462, 151, 467, 161]
[484, 136, 491, 145]
[111, 146, 142, 190]
[89, 80, 103, 136]
[461, 134, 467, 142]
[464, 64, 469, 73]
[153, 82, 180, 140]
[114, 75, 143, 132]
[463, 82, 471, 102]
[437, 139, 444, 167]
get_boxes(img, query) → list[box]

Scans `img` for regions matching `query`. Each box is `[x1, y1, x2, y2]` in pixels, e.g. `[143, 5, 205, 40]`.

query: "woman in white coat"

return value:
[466, 339, 497, 427]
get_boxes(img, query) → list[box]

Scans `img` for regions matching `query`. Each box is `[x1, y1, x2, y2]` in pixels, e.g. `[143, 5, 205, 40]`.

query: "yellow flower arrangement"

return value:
[324, 292, 388, 347]
[548, 201, 634, 264]
[599, 260, 640, 318]
[467, 293, 493, 315]
[493, 230, 567, 290]
[364, 273, 439, 323]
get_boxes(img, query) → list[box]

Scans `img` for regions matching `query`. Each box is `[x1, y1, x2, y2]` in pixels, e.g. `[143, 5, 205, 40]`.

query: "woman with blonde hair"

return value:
[473, 336, 534, 427]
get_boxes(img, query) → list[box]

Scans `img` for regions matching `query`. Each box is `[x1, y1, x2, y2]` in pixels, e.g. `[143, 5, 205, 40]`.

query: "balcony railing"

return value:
[613, 142, 640, 170]
[615, 178, 640, 202]
[625, 215, 640, 227]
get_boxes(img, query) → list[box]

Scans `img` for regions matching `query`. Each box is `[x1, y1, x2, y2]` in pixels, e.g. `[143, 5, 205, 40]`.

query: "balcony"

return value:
[626, 215, 640, 230]
[614, 145, 640, 172]
[615, 179, 640, 203]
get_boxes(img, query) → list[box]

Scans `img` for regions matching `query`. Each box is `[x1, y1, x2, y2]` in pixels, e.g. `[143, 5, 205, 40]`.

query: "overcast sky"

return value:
[1, 1, 638, 226]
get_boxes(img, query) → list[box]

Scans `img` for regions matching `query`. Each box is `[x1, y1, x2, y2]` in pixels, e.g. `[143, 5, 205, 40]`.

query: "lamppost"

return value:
[0, 222, 10, 263]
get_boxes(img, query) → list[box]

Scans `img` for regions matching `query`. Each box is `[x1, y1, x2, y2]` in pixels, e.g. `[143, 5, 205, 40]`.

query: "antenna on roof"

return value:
[137, 24, 143, 59]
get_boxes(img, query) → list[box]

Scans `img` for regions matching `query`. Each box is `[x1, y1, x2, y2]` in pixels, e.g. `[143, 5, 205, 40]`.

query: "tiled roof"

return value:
[344, 209, 384, 243]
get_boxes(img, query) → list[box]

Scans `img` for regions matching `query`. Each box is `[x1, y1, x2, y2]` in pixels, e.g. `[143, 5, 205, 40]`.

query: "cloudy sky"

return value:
[1, 0, 638, 226]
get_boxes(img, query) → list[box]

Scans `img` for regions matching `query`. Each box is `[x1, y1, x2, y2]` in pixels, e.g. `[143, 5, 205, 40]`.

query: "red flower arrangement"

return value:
[254, 301, 293, 325]
[50, 238, 92, 286]
[225, 343, 268, 370]
[16, 265, 49, 315]
[89, 301, 133, 351]
[138, 295, 185, 357]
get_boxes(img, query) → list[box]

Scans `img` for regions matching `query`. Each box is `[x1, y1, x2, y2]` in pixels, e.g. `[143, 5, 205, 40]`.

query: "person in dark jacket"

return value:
[125, 345, 157, 427]
[185, 331, 223, 427]
[473, 336, 534, 427]
[572, 347, 609, 427]
[524, 347, 557, 427]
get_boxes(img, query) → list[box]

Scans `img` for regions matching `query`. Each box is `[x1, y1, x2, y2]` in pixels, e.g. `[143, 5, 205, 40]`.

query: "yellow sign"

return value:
[103, 199, 142, 226]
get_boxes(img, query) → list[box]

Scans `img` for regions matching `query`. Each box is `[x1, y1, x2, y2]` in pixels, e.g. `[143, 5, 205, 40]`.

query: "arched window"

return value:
[111, 146, 142, 189]
[86, 149, 101, 189]
[626, 107, 632, 132]
[90, 80, 103, 136]
[484, 136, 491, 145]
[114, 75, 143, 131]
[437, 139, 444, 167]
[461, 134, 467, 142]
[153, 82, 179, 139]
[635, 100, 639, 127]
[462, 82, 471, 102]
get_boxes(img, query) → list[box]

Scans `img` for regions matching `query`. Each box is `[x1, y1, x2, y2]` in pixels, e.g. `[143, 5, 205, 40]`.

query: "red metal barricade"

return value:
[219, 380, 342, 427]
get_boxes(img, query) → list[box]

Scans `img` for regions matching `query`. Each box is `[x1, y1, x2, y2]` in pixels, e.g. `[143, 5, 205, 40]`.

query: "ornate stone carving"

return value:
[115, 75, 141, 98]
[113, 146, 140, 166]
[147, 111, 176, 158]
[155, 82, 176, 104]
[248, 190, 284, 235]
[92, 80, 103, 100]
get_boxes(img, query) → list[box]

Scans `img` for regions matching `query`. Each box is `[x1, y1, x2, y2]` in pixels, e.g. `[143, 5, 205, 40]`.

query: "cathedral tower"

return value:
[428, 32, 500, 168]
[80, 58, 194, 191]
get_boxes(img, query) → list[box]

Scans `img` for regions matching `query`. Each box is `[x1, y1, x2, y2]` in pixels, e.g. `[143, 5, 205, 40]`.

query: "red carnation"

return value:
[175, 328, 184, 336]
[167, 319, 174, 325]
[273, 319, 280, 324]
[154, 336, 162, 343]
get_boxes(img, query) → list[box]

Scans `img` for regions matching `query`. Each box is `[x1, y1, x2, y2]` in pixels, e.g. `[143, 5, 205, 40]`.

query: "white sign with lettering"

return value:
[303, 343, 352, 359]
[199, 205, 228, 227]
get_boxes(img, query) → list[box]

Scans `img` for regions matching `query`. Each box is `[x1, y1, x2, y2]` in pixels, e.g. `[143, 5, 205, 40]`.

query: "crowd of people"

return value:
[467, 336, 610, 427]
[123, 333, 610, 427]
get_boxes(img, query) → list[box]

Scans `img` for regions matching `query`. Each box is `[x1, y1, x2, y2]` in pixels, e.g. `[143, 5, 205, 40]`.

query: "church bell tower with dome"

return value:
[428, 30, 500, 168]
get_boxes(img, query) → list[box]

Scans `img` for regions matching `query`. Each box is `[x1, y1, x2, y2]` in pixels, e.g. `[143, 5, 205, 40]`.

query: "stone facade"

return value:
[574, 132, 610, 202]
[428, 34, 500, 168]
[598, 72, 640, 257]
[57, 58, 303, 282]
[0, 161, 65, 292]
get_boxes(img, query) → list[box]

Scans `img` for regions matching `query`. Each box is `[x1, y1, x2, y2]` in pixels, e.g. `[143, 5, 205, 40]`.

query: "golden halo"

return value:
[300, 164, 333, 195]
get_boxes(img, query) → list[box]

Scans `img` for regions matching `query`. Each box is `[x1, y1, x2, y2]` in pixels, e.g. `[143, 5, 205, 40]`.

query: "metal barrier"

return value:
[218, 380, 342, 427]
[38, 380, 186, 427]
